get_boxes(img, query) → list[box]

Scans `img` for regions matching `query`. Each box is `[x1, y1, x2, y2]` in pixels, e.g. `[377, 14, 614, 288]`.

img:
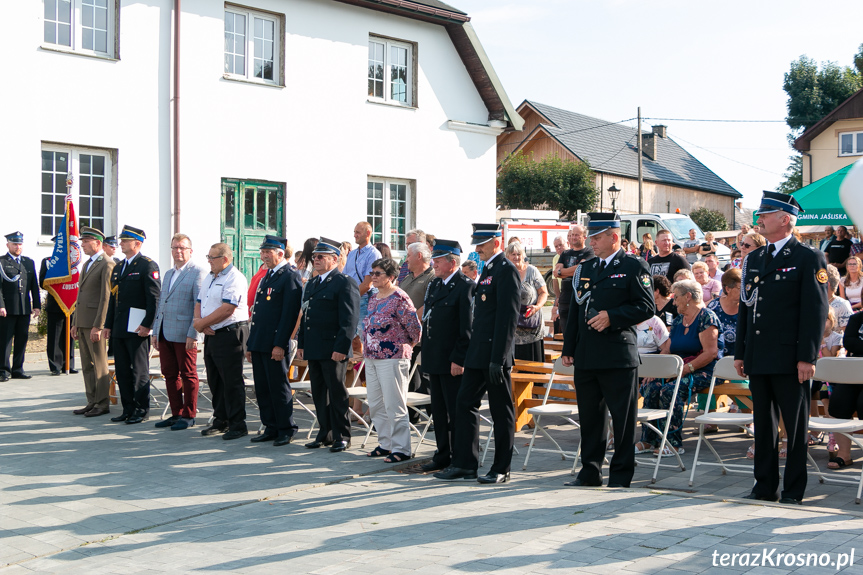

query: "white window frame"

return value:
[40, 144, 114, 242]
[42, 0, 117, 59]
[367, 178, 414, 256]
[224, 7, 281, 86]
[368, 36, 414, 107]
[839, 131, 863, 157]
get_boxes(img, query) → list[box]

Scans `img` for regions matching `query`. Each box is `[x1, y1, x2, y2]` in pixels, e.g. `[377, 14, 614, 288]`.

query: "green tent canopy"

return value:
[790, 164, 853, 226]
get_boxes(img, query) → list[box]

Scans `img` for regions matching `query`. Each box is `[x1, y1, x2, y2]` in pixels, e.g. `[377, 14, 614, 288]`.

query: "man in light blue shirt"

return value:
[343, 222, 382, 338]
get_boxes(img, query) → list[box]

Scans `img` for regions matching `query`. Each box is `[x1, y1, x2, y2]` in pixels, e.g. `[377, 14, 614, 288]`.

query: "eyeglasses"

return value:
[205, 255, 226, 261]
[171, 246, 191, 251]
[740, 242, 753, 249]
[369, 270, 387, 277]
[312, 254, 330, 261]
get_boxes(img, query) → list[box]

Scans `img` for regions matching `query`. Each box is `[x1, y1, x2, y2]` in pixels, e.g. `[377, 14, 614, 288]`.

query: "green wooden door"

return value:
[221, 179, 284, 279]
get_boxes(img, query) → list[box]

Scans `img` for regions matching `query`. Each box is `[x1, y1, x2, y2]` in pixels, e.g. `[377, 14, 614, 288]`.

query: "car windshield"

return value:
[664, 217, 704, 243]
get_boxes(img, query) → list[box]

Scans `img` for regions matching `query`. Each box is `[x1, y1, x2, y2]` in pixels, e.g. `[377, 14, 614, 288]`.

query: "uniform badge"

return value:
[152, 271, 159, 280]
[583, 282, 589, 289]
[481, 294, 486, 301]
[641, 275, 651, 288]
[816, 268, 828, 284]
[753, 276, 759, 284]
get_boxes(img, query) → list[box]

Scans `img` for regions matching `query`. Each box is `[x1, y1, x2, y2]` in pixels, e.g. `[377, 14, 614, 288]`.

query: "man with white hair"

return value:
[398, 229, 426, 283]
[399, 241, 435, 401]
[735, 191, 828, 505]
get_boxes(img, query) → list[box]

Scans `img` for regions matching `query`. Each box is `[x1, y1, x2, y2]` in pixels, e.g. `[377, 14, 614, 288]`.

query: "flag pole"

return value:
[64, 173, 73, 375]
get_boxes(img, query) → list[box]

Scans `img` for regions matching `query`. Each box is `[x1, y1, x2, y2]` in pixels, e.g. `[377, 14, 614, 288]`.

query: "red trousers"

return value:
[158, 334, 199, 419]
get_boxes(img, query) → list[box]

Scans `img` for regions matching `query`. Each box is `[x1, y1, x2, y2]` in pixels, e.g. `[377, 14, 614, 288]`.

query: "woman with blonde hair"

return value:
[839, 256, 862, 311]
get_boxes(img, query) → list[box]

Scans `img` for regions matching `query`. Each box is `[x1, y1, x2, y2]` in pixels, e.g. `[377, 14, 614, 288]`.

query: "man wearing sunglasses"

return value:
[297, 238, 360, 452]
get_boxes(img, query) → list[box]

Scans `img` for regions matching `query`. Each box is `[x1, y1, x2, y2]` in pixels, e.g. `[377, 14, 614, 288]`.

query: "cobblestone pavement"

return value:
[2, 355, 862, 573]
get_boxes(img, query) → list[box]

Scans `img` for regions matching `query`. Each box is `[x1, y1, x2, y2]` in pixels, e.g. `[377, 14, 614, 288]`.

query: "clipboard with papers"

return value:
[127, 308, 146, 332]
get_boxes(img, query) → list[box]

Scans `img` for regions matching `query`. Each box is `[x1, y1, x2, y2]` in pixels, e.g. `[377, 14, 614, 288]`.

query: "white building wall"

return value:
[4, 0, 500, 271]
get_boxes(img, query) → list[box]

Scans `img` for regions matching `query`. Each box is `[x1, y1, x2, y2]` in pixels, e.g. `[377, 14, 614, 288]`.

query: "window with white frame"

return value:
[224, 7, 281, 84]
[41, 146, 113, 238]
[367, 179, 413, 253]
[839, 131, 863, 157]
[43, 0, 116, 57]
[368, 37, 413, 106]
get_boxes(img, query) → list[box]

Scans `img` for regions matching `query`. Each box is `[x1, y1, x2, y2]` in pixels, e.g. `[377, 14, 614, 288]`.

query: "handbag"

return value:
[518, 304, 542, 330]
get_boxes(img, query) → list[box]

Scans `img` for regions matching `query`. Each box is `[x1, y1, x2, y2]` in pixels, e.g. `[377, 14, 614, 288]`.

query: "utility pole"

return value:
[637, 107, 643, 214]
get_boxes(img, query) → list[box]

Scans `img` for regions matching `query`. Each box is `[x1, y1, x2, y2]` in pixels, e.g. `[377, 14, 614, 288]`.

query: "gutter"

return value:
[369, 0, 469, 22]
[173, 0, 181, 234]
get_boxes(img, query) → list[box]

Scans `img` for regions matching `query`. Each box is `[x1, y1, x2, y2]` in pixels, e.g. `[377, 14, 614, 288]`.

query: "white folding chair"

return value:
[688, 356, 754, 486]
[522, 358, 580, 472]
[146, 347, 172, 419]
[634, 354, 686, 483]
[806, 357, 863, 504]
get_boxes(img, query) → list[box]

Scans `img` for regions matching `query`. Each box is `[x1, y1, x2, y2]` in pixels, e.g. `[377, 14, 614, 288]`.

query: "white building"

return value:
[6, 0, 522, 276]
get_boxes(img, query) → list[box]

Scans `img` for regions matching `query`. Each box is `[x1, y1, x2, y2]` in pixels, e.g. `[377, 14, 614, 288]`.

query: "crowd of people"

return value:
[1, 192, 861, 500]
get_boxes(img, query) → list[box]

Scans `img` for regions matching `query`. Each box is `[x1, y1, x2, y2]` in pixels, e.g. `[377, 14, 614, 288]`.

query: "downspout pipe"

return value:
[173, 0, 181, 234]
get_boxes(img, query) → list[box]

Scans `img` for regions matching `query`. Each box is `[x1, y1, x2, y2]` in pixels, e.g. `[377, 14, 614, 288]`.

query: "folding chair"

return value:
[289, 359, 317, 438]
[146, 348, 172, 419]
[688, 356, 754, 486]
[634, 354, 685, 483]
[522, 357, 580, 472]
[478, 399, 519, 467]
[806, 357, 863, 504]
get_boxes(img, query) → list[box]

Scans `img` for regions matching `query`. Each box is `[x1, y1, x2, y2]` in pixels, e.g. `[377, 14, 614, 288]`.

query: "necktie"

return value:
[766, 244, 777, 265]
[600, 260, 607, 271]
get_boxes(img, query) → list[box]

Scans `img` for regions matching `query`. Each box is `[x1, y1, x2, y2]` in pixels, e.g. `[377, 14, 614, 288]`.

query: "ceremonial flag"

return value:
[43, 193, 81, 316]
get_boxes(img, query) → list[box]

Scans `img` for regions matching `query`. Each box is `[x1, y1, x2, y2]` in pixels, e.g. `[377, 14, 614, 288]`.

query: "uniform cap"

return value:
[755, 191, 803, 217]
[5, 231, 23, 244]
[119, 225, 146, 241]
[586, 212, 621, 237]
[431, 239, 462, 258]
[260, 235, 287, 250]
[103, 235, 119, 247]
[312, 236, 341, 255]
[79, 227, 105, 242]
[470, 223, 501, 245]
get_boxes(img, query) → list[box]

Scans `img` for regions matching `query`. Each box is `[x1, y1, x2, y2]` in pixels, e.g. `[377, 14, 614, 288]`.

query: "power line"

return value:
[668, 132, 785, 176]
[644, 117, 786, 123]
[498, 117, 637, 149]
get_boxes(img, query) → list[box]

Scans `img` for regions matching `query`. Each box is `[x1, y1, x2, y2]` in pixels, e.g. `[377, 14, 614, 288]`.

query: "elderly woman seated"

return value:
[636, 279, 720, 457]
[692, 261, 721, 303]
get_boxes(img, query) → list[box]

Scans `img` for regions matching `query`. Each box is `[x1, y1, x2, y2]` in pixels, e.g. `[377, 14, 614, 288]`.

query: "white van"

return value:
[618, 212, 731, 266]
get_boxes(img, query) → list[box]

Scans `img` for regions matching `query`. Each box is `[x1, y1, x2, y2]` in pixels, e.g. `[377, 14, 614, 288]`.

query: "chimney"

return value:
[641, 132, 657, 161]
[652, 125, 667, 138]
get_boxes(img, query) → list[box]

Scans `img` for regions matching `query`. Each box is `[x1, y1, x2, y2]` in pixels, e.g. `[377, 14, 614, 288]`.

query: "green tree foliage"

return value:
[497, 151, 598, 220]
[783, 56, 861, 134]
[855, 43, 863, 76]
[689, 207, 728, 233]
[776, 155, 803, 194]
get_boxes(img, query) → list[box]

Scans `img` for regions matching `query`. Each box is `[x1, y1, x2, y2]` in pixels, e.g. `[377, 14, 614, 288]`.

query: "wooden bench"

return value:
[708, 382, 753, 412]
[510, 360, 576, 430]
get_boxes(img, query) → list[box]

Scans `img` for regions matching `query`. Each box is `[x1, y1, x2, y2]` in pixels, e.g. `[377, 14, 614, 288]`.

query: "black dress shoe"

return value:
[420, 461, 449, 472]
[779, 497, 803, 505]
[69, 369, 78, 374]
[11, 373, 31, 380]
[433, 466, 478, 480]
[154, 416, 180, 428]
[305, 440, 333, 449]
[111, 414, 130, 422]
[742, 492, 779, 502]
[606, 483, 628, 488]
[477, 472, 510, 484]
[251, 431, 279, 443]
[273, 433, 293, 447]
[329, 440, 350, 452]
[563, 477, 603, 487]
[223, 429, 248, 440]
[51, 370, 62, 376]
[126, 415, 149, 424]
[0, 374, 8, 382]
[73, 404, 96, 415]
[201, 425, 227, 436]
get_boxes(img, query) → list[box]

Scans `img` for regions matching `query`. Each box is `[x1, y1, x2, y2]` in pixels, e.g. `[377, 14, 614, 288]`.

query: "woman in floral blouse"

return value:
[363, 258, 422, 463]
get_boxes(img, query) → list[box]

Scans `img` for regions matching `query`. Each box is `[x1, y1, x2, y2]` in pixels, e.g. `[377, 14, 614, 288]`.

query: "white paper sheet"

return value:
[127, 308, 146, 332]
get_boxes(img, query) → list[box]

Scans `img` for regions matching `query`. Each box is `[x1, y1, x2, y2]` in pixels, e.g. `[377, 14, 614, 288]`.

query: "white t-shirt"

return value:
[822, 330, 843, 354]
[830, 296, 854, 330]
[636, 315, 670, 354]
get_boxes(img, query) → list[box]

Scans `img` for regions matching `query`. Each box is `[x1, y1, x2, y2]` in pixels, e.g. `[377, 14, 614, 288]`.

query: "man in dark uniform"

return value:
[39, 241, 77, 376]
[297, 237, 360, 453]
[103, 235, 121, 358]
[561, 213, 655, 488]
[0, 232, 41, 381]
[435, 223, 520, 484]
[419, 239, 475, 472]
[246, 235, 303, 446]
[103, 226, 161, 424]
[735, 191, 829, 505]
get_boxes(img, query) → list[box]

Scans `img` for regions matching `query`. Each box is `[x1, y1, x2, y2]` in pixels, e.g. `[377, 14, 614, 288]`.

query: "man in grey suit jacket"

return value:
[151, 233, 206, 430]
[71, 227, 115, 417]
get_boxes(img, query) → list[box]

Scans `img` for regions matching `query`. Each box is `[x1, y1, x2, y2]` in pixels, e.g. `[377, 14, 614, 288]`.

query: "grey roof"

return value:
[524, 101, 742, 198]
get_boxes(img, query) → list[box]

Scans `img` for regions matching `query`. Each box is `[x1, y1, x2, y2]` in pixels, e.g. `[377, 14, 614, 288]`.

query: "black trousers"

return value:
[573, 367, 638, 487]
[428, 372, 461, 466]
[46, 312, 75, 372]
[0, 314, 30, 376]
[558, 304, 570, 335]
[750, 373, 810, 501]
[251, 350, 297, 436]
[113, 335, 151, 417]
[452, 367, 515, 474]
[203, 325, 248, 431]
[308, 358, 350, 443]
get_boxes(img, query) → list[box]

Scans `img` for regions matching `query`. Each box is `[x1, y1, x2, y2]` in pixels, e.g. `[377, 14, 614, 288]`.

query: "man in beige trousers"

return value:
[71, 227, 115, 417]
